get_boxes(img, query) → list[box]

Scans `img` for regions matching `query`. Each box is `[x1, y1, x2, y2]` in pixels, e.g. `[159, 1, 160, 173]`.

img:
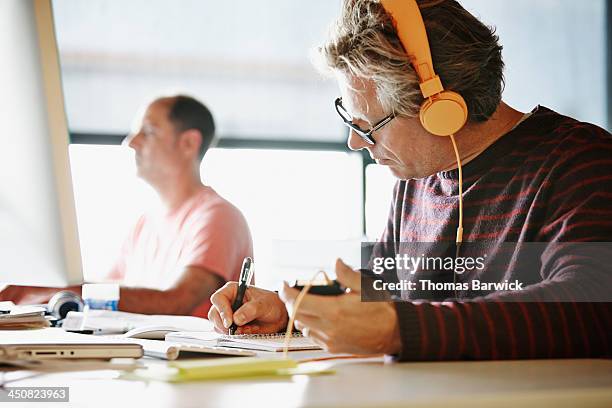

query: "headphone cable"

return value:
[449, 134, 463, 299]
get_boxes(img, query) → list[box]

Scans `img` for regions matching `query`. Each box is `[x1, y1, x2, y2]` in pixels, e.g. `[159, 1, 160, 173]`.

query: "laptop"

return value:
[0, 328, 143, 361]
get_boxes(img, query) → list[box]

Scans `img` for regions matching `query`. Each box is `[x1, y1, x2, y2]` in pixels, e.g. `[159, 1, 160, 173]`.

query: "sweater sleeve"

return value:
[393, 127, 612, 361]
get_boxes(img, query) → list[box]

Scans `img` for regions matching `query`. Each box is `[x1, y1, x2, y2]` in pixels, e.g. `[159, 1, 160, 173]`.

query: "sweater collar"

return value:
[436, 105, 544, 180]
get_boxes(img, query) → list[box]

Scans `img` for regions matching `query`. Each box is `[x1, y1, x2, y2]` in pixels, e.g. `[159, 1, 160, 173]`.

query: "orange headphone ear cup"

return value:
[419, 91, 468, 136]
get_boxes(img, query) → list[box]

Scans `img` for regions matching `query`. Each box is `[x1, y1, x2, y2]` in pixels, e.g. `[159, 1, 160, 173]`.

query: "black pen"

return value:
[228, 257, 254, 335]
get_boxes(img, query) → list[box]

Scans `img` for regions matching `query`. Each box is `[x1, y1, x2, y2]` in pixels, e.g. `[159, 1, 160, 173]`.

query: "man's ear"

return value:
[179, 129, 202, 159]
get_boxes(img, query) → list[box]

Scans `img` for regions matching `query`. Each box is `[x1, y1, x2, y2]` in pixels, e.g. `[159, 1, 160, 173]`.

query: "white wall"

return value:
[462, 0, 606, 129]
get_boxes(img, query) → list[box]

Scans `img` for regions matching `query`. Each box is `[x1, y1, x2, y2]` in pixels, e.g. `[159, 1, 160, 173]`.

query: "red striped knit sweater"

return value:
[384, 106, 612, 360]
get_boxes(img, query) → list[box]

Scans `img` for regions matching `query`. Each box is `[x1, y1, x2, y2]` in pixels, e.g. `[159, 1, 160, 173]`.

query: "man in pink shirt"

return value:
[0, 95, 253, 317]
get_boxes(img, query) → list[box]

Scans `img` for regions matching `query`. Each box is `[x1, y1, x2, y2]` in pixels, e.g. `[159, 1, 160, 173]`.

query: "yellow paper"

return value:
[122, 358, 334, 382]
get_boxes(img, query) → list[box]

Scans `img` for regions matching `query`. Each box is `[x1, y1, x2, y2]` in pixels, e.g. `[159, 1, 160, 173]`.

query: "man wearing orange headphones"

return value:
[208, 0, 611, 360]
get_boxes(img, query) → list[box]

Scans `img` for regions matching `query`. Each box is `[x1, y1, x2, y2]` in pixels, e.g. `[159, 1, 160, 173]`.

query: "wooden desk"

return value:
[2, 355, 611, 407]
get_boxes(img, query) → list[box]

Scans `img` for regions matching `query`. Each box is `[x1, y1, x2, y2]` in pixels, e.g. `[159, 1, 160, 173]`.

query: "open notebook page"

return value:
[165, 331, 321, 352]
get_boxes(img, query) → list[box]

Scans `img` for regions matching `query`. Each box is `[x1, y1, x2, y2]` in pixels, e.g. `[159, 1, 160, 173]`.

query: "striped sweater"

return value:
[383, 106, 612, 360]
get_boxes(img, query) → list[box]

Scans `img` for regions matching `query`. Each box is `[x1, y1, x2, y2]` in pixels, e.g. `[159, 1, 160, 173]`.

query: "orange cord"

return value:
[449, 134, 464, 298]
[449, 134, 463, 245]
[282, 270, 332, 359]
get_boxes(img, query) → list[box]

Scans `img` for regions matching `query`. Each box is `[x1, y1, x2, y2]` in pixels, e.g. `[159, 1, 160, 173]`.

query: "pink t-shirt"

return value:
[109, 186, 253, 317]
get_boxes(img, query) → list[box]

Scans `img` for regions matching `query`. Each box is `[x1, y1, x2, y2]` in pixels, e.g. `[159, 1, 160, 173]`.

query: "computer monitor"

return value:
[0, 0, 83, 286]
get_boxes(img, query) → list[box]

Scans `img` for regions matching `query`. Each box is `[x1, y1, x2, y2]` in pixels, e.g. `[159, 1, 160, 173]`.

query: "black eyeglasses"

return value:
[334, 97, 395, 145]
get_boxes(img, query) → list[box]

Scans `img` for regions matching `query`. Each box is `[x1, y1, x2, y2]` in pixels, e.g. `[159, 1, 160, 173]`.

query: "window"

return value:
[365, 164, 397, 241]
[70, 145, 363, 288]
[204, 148, 363, 288]
[69, 145, 155, 282]
[55, 0, 360, 288]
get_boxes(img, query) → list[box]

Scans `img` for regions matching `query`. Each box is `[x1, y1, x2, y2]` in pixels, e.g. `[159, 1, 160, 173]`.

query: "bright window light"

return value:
[365, 164, 397, 242]
[202, 149, 363, 241]
[69, 145, 363, 288]
[69, 145, 156, 282]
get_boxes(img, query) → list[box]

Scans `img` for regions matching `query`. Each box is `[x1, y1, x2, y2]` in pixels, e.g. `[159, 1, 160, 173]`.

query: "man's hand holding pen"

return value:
[208, 282, 288, 335]
[208, 258, 402, 355]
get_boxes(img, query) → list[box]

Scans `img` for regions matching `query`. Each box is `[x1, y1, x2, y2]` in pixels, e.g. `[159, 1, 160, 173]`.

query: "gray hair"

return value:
[316, 0, 505, 123]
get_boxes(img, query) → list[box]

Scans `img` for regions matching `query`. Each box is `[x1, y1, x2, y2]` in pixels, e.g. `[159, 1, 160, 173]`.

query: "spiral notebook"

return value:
[165, 331, 321, 352]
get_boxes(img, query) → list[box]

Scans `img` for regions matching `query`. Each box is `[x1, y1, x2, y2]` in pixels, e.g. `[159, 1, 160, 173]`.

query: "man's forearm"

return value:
[117, 287, 197, 315]
[116, 268, 224, 315]
[0, 285, 81, 305]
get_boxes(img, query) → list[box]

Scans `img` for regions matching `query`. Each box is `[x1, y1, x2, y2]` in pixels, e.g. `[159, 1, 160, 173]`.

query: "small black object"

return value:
[64, 328, 94, 334]
[292, 280, 345, 296]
